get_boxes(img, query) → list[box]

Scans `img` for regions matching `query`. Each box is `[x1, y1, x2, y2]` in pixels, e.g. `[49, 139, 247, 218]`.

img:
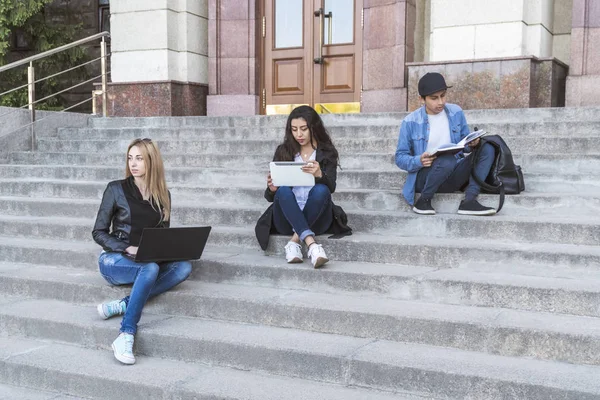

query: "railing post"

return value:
[100, 36, 108, 117]
[27, 62, 36, 151]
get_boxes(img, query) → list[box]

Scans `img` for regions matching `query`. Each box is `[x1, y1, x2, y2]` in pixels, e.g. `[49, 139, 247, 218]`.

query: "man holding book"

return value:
[395, 72, 497, 216]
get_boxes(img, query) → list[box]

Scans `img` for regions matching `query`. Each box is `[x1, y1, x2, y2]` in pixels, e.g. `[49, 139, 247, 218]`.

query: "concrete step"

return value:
[6, 245, 600, 318]
[87, 107, 600, 129]
[1, 203, 599, 246]
[0, 336, 414, 400]
[0, 187, 597, 218]
[2, 297, 600, 399]
[0, 166, 588, 194]
[8, 151, 397, 170]
[2, 265, 600, 367]
[10, 151, 600, 175]
[53, 120, 600, 141]
[32, 137, 393, 154]
[0, 296, 432, 397]
[0, 383, 84, 399]
[34, 136, 600, 154]
[56, 125, 403, 140]
[88, 112, 407, 129]
[1, 220, 600, 271]
[526, 173, 600, 194]
[194, 253, 600, 318]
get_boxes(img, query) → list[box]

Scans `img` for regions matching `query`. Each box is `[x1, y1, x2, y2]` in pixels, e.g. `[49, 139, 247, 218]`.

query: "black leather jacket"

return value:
[92, 179, 169, 252]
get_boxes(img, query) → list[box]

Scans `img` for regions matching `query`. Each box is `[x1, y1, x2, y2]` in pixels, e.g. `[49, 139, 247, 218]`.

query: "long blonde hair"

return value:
[125, 138, 171, 222]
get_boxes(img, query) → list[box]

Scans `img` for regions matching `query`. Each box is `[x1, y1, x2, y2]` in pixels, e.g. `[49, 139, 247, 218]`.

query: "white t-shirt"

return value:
[292, 150, 316, 211]
[425, 109, 451, 153]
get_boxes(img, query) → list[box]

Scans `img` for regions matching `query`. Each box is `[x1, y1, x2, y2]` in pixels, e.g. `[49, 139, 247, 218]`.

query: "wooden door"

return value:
[263, 0, 362, 115]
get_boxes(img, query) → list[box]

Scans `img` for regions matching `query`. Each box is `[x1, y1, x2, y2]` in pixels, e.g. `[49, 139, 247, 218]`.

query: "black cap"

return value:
[418, 72, 452, 96]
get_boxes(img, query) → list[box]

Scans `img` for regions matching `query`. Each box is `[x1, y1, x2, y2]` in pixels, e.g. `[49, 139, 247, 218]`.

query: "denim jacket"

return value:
[394, 103, 470, 205]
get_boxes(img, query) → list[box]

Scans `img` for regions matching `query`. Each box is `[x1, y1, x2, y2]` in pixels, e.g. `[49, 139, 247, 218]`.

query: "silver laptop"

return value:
[269, 162, 315, 187]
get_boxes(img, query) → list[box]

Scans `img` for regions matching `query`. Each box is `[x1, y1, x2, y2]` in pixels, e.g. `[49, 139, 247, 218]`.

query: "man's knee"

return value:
[432, 153, 456, 169]
[479, 143, 495, 159]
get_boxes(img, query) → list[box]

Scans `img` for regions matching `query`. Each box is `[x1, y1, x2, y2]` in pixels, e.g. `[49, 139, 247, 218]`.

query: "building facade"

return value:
[103, 0, 600, 116]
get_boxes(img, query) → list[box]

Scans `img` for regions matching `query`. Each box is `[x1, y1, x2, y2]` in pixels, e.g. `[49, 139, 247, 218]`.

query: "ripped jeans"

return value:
[98, 252, 192, 335]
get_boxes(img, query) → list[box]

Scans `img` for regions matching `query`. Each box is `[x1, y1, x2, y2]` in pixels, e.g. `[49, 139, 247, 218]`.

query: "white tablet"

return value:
[269, 162, 315, 187]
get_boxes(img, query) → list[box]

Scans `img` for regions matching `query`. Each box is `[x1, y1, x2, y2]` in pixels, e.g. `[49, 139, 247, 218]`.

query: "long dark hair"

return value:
[273, 105, 339, 166]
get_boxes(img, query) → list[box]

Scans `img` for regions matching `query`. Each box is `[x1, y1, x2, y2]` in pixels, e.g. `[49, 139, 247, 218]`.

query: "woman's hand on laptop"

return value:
[301, 162, 322, 178]
[267, 173, 278, 193]
[125, 246, 138, 255]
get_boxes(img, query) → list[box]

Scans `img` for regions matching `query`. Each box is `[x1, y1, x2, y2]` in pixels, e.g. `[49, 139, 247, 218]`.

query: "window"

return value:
[99, 0, 110, 32]
[12, 29, 30, 51]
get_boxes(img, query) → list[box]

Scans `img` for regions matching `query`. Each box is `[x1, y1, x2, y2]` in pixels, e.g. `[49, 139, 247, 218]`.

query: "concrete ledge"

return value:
[207, 95, 259, 116]
[100, 81, 208, 117]
[566, 75, 600, 107]
[0, 107, 89, 163]
[407, 56, 568, 111]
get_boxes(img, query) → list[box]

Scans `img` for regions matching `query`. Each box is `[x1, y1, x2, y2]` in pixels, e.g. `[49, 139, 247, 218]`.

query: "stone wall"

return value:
[361, 0, 415, 113]
[565, 0, 600, 106]
[206, 0, 260, 116]
[407, 57, 568, 111]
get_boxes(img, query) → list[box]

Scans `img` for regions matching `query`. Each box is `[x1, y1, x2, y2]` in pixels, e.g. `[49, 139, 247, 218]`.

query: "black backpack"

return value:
[471, 134, 525, 213]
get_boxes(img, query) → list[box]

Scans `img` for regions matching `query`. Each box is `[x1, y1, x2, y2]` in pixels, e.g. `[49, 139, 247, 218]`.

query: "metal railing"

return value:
[0, 31, 110, 150]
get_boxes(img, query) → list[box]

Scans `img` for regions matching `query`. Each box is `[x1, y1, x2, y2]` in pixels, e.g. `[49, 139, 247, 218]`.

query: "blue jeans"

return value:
[98, 252, 192, 335]
[273, 184, 333, 241]
[415, 143, 495, 201]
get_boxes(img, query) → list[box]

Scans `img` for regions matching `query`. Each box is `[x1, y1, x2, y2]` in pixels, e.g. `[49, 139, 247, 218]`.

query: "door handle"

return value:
[314, 8, 324, 64]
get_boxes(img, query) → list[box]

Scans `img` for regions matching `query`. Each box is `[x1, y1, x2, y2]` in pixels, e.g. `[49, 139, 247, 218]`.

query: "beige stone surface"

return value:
[431, 0, 524, 28]
[363, 48, 395, 91]
[552, 34, 571, 64]
[553, 0, 573, 34]
[361, 88, 408, 112]
[566, 75, 600, 106]
[474, 23, 524, 59]
[431, 26, 475, 61]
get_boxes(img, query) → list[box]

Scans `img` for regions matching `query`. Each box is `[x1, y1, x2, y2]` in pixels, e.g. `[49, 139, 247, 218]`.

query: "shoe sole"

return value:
[287, 257, 303, 263]
[112, 343, 135, 365]
[457, 209, 497, 216]
[97, 304, 109, 320]
[313, 257, 329, 269]
[412, 207, 435, 215]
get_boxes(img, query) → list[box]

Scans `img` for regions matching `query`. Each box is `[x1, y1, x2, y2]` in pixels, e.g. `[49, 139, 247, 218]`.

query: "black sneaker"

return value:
[413, 197, 435, 215]
[457, 199, 496, 216]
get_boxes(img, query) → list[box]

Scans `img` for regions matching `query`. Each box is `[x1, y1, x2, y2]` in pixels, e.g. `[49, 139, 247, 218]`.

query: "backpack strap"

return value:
[471, 171, 505, 213]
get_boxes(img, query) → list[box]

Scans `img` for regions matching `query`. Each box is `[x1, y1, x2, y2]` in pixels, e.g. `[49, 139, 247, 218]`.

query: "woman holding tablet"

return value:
[92, 138, 192, 365]
[255, 105, 350, 268]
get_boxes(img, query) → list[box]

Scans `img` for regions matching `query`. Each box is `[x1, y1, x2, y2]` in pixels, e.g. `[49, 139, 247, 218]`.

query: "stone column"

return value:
[108, 1, 208, 116]
[428, 0, 554, 61]
[566, 0, 600, 106]
[361, 0, 416, 113]
[207, 0, 259, 116]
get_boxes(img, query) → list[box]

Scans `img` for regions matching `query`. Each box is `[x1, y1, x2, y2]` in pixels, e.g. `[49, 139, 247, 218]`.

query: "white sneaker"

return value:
[97, 299, 126, 320]
[307, 243, 328, 269]
[284, 241, 303, 263]
[112, 333, 135, 365]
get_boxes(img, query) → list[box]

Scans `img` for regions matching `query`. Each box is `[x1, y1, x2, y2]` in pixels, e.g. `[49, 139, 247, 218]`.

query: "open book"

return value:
[428, 130, 488, 157]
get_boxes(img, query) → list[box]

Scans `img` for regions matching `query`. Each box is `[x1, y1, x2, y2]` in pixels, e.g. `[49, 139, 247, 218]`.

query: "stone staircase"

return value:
[1, 108, 600, 399]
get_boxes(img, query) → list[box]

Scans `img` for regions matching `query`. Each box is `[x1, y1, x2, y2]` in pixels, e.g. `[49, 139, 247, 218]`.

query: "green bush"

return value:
[0, 0, 88, 111]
